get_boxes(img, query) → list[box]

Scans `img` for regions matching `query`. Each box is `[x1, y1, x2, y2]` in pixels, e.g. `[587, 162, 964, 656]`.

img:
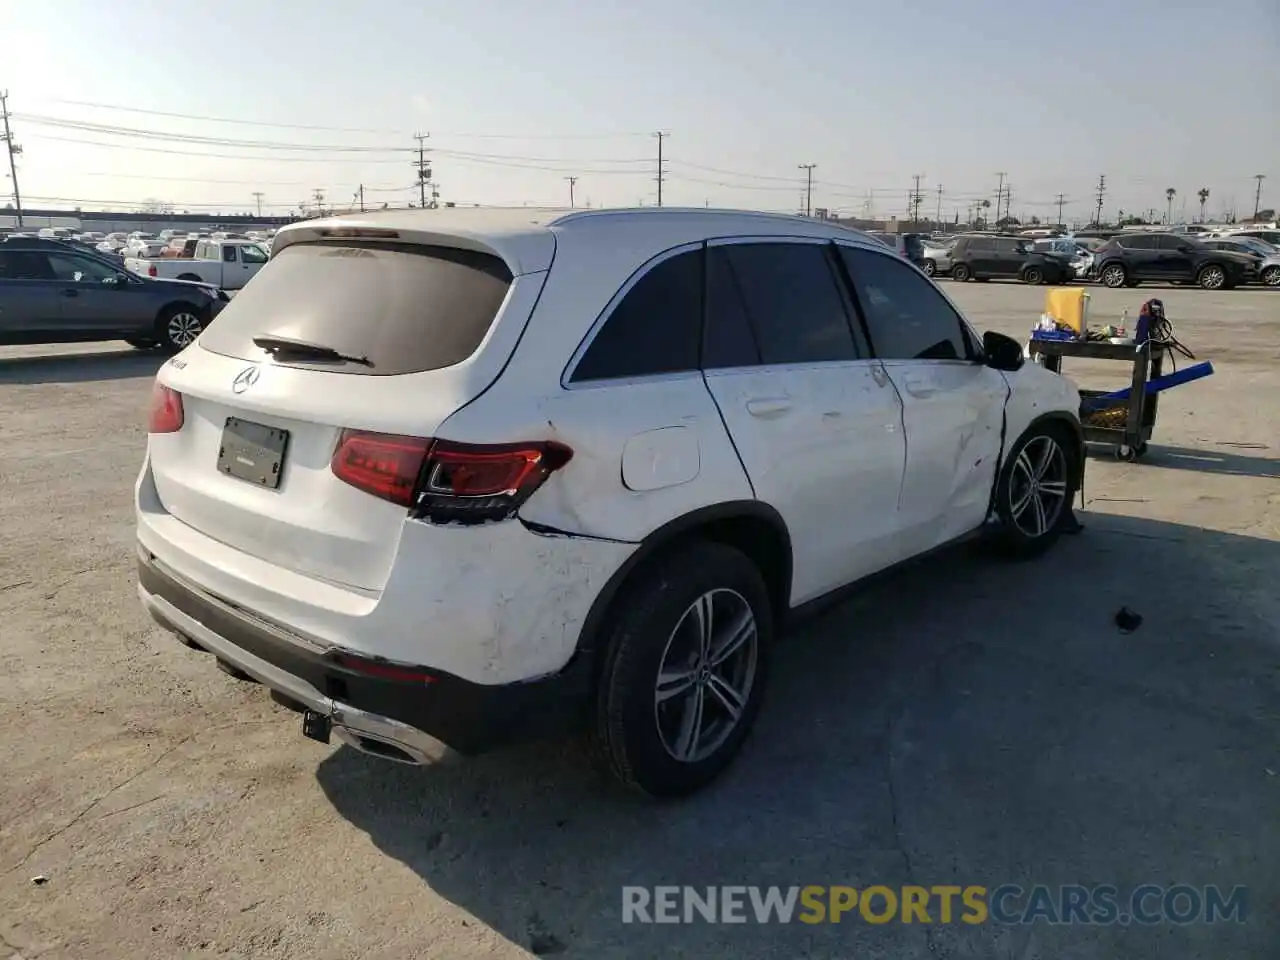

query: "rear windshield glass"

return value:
[198, 241, 513, 376]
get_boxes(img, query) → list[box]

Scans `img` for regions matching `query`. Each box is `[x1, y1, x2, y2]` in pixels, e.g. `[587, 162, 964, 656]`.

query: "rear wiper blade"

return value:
[252, 335, 372, 367]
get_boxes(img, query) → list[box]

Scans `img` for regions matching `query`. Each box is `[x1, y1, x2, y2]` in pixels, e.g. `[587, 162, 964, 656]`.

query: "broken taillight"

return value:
[329, 431, 572, 524]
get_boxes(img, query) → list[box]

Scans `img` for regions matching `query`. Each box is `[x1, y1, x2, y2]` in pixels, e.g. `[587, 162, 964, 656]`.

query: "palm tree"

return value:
[1197, 187, 1210, 223]
[980, 198, 991, 227]
[1165, 188, 1176, 224]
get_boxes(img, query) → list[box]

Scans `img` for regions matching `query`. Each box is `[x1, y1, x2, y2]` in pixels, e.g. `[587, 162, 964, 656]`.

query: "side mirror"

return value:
[982, 331, 1025, 372]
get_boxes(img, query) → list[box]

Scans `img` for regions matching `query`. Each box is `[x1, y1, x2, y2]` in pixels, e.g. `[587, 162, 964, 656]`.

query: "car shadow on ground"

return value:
[0, 348, 166, 384]
[316, 514, 1279, 959]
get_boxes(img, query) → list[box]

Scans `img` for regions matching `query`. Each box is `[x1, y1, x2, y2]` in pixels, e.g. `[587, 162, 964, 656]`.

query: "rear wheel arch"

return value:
[572, 501, 792, 665]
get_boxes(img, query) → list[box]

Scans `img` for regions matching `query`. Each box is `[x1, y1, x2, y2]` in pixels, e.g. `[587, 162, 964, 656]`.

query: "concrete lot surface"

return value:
[1, 282, 1277, 959]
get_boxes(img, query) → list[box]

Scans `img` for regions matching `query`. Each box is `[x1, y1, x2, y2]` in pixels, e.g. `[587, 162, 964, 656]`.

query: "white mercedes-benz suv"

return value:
[136, 207, 1083, 797]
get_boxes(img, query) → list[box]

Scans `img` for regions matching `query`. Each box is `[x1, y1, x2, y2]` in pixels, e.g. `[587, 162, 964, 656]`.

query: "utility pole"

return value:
[653, 131, 669, 207]
[564, 176, 577, 208]
[935, 184, 943, 228]
[1253, 174, 1266, 219]
[909, 174, 924, 223]
[798, 164, 816, 217]
[1055, 193, 1066, 227]
[1, 91, 24, 227]
[358, 184, 365, 213]
[1094, 174, 1106, 227]
[252, 191, 264, 217]
[994, 171, 1007, 223]
[413, 133, 432, 209]
[311, 188, 325, 217]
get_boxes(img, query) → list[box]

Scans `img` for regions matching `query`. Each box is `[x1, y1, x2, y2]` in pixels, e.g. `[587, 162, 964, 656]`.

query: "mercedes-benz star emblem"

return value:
[231, 366, 260, 394]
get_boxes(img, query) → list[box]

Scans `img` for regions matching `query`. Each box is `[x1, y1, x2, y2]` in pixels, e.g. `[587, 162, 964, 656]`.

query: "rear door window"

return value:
[0, 251, 55, 280]
[570, 247, 702, 382]
[197, 242, 514, 376]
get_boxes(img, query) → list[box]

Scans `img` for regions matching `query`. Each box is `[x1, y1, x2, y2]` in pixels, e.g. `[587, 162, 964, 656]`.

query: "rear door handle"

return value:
[745, 397, 792, 419]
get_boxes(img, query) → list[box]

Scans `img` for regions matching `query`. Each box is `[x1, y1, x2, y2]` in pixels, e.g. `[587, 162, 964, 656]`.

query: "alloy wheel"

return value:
[1199, 266, 1225, 290]
[1262, 266, 1280, 287]
[1101, 265, 1126, 288]
[654, 588, 758, 764]
[167, 312, 203, 348]
[1008, 435, 1069, 538]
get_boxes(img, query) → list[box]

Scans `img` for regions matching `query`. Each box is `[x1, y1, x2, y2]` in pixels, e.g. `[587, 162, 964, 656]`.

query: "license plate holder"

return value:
[217, 417, 289, 489]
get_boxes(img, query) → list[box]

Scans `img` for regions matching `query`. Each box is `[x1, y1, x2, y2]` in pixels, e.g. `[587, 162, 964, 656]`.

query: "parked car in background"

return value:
[865, 231, 929, 269]
[126, 238, 269, 290]
[1091, 233, 1256, 289]
[920, 236, 959, 278]
[1034, 238, 1094, 279]
[1200, 237, 1276, 267]
[0, 237, 227, 351]
[1223, 228, 1280, 248]
[124, 239, 170, 258]
[134, 207, 1085, 797]
[1255, 253, 1280, 287]
[949, 235, 1075, 284]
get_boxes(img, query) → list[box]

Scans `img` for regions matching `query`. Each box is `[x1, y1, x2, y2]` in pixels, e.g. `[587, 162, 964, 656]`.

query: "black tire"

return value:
[1197, 264, 1227, 290]
[125, 337, 157, 350]
[951, 262, 972, 282]
[1261, 265, 1280, 287]
[156, 303, 205, 354]
[922, 259, 937, 277]
[591, 540, 773, 798]
[1022, 266, 1044, 285]
[993, 423, 1079, 558]
[1098, 263, 1127, 288]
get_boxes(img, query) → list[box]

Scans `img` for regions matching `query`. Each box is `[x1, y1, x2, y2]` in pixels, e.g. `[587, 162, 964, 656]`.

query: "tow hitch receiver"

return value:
[302, 710, 332, 744]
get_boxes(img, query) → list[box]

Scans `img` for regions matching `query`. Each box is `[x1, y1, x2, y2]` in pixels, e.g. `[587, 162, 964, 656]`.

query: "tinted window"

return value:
[0, 251, 54, 280]
[222, 245, 238, 262]
[48, 253, 119, 283]
[1118, 235, 1157, 250]
[704, 247, 761, 369]
[840, 245, 968, 361]
[572, 248, 702, 382]
[241, 244, 268, 264]
[719, 242, 858, 365]
[198, 242, 514, 376]
[968, 237, 995, 252]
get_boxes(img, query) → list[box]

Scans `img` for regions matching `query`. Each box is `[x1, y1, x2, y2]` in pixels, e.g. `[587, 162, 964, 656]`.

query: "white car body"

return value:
[135, 207, 1083, 794]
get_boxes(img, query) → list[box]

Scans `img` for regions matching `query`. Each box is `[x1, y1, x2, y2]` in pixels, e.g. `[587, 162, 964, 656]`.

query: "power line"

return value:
[1, 91, 24, 226]
[45, 99, 653, 139]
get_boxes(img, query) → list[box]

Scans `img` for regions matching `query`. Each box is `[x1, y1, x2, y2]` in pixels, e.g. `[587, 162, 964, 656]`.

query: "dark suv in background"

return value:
[0, 237, 228, 351]
[948, 234, 1074, 284]
[1092, 233, 1256, 290]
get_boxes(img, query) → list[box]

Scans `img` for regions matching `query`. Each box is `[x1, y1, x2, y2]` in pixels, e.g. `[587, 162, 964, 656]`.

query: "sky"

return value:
[3, 0, 1278, 225]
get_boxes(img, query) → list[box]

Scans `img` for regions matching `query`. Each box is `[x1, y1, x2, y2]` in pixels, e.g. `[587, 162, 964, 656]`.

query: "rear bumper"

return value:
[138, 547, 593, 758]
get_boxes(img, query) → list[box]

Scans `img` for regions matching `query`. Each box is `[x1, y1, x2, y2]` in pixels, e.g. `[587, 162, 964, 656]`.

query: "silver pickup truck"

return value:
[126, 238, 268, 290]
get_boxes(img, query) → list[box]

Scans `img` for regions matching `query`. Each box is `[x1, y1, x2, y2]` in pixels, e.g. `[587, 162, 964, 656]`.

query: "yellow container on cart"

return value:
[1044, 287, 1090, 337]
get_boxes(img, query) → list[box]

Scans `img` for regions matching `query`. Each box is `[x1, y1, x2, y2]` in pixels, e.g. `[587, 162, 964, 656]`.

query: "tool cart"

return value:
[1026, 295, 1213, 463]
